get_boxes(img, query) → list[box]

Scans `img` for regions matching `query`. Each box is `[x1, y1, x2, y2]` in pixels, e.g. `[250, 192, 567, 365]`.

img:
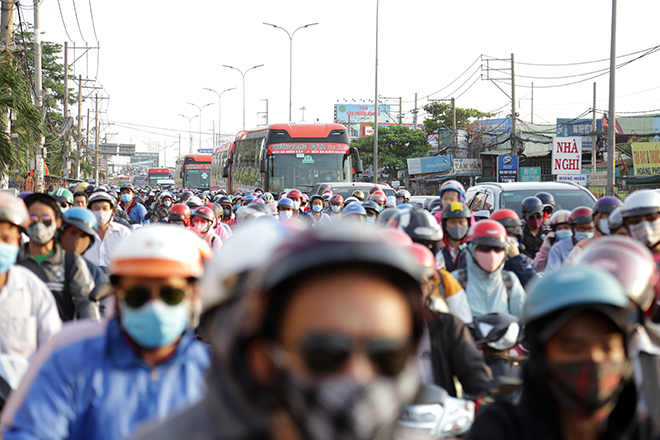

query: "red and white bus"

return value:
[146, 167, 174, 187]
[220, 123, 362, 195]
[175, 154, 212, 190]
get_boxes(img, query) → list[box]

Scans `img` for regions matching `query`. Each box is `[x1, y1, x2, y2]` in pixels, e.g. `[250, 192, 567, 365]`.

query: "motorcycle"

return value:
[397, 383, 474, 439]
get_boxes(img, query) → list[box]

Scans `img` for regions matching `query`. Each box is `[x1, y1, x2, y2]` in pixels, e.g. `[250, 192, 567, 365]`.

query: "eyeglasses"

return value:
[290, 333, 411, 376]
[626, 212, 660, 226]
[476, 245, 505, 253]
[118, 285, 187, 309]
[527, 213, 542, 220]
[29, 215, 54, 227]
[543, 207, 554, 215]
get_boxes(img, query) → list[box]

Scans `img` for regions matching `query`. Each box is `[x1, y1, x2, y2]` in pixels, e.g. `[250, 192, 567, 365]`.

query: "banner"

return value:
[267, 143, 350, 155]
[631, 142, 660, 176]
[497, 155, 518, 183]
[552, 137, 582, 175]
[557, 174, 587, 186]
[453, 159, 482, 176]
[521, 167, 541, 182]
[407, 155, 453, 175]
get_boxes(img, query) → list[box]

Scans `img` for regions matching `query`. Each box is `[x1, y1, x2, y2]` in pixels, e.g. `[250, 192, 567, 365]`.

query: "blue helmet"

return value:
[439, 180, 465, 202]
[62, 207, 98, 238]
[342, 203, 367, 218]
[594, 196, 623, 215]
[277, 197, 294, 210]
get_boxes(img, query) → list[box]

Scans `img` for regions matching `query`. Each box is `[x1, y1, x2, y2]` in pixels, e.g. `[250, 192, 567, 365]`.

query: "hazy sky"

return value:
[29, 0, 660, 167]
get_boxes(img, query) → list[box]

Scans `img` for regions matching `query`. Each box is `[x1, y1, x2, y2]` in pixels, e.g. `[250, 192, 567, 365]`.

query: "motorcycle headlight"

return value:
[487, 322, 520, 351]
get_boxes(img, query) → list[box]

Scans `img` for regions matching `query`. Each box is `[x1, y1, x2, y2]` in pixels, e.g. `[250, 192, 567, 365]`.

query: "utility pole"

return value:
[1, 0, 13, 188]
[510, 53, 517, 156]
[85, 108, 90, 171]
[63, 42, 69, 180]
[34, 0, 45, 192]
[452, 97, 457, 160]
[300, 106, 306, 121]
[262, 99, 269, 125]
[76, 75, 82, 179]
[413, 93, 418, 128]
[178, 134, 181, 157]
[592, 83, 597, 173]
[95, 94, 99, 184]
[606, 0, 617, 196]
[373, 0, 379, 184]
[399, 97, 403, 124]
[531, 82, 534, 124]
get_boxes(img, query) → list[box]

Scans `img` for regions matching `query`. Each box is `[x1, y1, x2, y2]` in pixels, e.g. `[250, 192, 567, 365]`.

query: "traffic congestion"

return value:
[0, 176, 658, 440]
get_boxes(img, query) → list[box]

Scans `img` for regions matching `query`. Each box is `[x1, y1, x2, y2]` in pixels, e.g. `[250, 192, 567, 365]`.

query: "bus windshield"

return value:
[270, 153, 351, 194]
[148, 172, 172, 184]
[185, 168, 210, 189]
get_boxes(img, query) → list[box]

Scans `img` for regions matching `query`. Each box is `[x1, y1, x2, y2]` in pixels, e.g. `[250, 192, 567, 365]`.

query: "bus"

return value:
[147, 167, 174, 187]
[210, 142, 233, 191]
[222, 123, 362, 195]
[175, 154, 212, 190]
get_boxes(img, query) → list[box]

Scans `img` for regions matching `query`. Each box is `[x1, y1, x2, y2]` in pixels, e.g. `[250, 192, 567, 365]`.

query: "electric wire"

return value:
[403, 55, 482, 103]
[56, 0, 74, 42]
[504, 44, 660, 67]
[71, 0, 87, 44]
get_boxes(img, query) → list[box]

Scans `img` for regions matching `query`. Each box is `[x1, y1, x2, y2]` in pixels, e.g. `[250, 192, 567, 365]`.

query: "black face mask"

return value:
[223, 208, 231, 219]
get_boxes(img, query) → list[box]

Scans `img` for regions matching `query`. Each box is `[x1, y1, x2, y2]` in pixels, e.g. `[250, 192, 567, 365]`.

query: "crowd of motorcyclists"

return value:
[0, 178, 660, 439]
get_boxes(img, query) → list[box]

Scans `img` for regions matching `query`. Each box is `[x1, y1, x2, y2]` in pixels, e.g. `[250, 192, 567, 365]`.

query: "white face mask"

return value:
[93, 210, 113, 227]
[599, 218, 610, 235]
[280, 210, 293, 220]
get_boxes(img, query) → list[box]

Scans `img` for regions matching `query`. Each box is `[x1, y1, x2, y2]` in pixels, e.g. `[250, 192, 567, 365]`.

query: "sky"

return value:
[27, 0, 660, 167]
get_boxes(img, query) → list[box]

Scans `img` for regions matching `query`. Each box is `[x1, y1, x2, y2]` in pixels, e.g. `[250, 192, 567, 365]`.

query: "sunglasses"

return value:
[543, 207, 554, 214]
[527, 213, 542, 220]
[118, 286, 187, 309]
[293, 333, 411, 376]
[626, 212, 660, 226]
[29, 215, 54, 227]
[476, 245, 505, 253]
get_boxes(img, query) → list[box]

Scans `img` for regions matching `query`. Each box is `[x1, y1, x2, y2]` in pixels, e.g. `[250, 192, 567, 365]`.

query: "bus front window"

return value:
[270, 153, 348, 193]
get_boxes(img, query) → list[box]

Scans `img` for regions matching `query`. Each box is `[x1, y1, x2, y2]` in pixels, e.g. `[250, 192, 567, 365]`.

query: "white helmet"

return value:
[622, 190, 660, 218]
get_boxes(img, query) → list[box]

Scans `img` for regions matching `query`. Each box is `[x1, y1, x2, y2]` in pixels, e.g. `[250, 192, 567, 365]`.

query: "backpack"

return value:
[61, 250, 77, 321]
[454, 268, 514, 312]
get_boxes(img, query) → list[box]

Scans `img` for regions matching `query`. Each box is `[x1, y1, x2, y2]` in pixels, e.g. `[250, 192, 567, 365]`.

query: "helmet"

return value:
[46, 185, 55, 193]
[321, 190, 333, 201]
[251, 198, 265, 205]
[428, 199, 443, 214]
[406, 243, 437, 278]
[0, 192, 29, 231]
[534, 192, 555, 209]
[330, 194, 344, 205]
[441, 201, 471, 223]
[51, 188, 74, 206]
[277, 197, 294, 210]
[439, 180, 466, 202]
[466, 219, 507, 248]
[343, 196, 359, 206]
[352, 190, 365, 201]
[209, 203, 224, 221]
[192, 205, 215, 223]
[368, 192, 386, 205]
[368, 186, 381, 195]
[260, 192, 275, 204]
[377, 208, 400, 226]
[160, 191, 173, 201]
[386, 195, 397, 208]
[186, 196, 203, 209]
[216, 196, 232, 206]
[76, 182, 89, 192]
[87, 192, 116, 209]
[244, 195, 256, 204]
[569, 206, 593, 225]
[608, 207, 625, 233]
[84, 185, 95, 195]
[254, 187, 263, 194]
[62, 207, 97, 237]
[396, 190, 411, 201]
[491, 209, 523, 238]
[548, 209, 571, 230]
[168, 203, 192, 226]
[389, 206, 443, 254]
[594, 196, 623, 215]
[309, 194, 324, 204]
[235, 205, 268, 226]
[575, 236, 658, 312]
[180, 190, 194, 201]
[108, 225, 210, 279]
[521, 196, 543, 216]
[362, 201, 380, 216]
[119, 183, 135, 193]
[622, 190, 660, 218]
[342, 203, 367, 218]
[287, 189, 303, 200]
[524, 265, 630, 331]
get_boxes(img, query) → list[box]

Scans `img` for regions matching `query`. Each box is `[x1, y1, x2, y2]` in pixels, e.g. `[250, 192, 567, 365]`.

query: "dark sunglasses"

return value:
[29, 215, 53, 227]
[626, 212, 660, 226]
[297, 333, 411, 376]
[527, 213, 542, 220]
[476, 245, 505, 253]
[543, 207, 553, 214]
[119, 286, 187, 309]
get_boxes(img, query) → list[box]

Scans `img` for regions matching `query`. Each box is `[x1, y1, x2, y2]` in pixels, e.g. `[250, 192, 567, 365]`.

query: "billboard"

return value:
[497, 155, 518, 182]
[453, 159, 482, 176]
[521, 167, 541, 182]
[556, 119, 603, 151]
[99, 143, 136, 156]
[334, 104, 391, 123]
[552, 137, 582, 175]
[407, 155, 453, 175]
[631, 142, 660, 176]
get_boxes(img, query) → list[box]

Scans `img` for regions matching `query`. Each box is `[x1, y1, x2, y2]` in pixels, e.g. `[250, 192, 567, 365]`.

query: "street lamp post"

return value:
[178, 114, 199, 155]
[187, 102, 214, 153]
[203, 87, 236, 145]
[263, 22, 318, 122]
[223, 64, 264, 130]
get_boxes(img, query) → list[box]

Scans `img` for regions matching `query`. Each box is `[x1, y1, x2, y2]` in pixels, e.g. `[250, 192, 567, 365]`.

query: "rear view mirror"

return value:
[354, 159, 364, 174]
[222, 166, 229, 178]
[260, 159, 267, 173]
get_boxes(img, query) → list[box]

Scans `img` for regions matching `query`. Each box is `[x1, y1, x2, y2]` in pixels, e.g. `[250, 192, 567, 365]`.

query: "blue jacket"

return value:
[3, 318, 210, 440]
[504, 253, 538, 287]
[123, 201, 149, 225]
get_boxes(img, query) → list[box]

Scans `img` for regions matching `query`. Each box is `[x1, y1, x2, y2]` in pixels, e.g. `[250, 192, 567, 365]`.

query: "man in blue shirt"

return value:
[119, 184, 148, 225]
[546, 207, 595, 271]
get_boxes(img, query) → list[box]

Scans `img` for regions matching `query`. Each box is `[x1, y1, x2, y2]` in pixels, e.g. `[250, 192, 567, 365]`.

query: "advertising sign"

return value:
[520, 167, 541, 182]
[199, 149, 213, 154]
[552, 137, 582, 175]
[407, 155, 453, 175]
[267, 143, 350, 155]
[453, 159, 482, 176]
[557, 174, 587, 186]
[631, 142, 660, 176]
[334, 104, 391, 123]
[556, 118, 602, 151]
[589, 171, 607, 186]
[497, 155, 518, 183]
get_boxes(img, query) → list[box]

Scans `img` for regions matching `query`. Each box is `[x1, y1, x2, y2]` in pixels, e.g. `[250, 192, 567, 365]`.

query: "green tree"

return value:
[422, 102, 494, 136]
[353, 125, 430, 178]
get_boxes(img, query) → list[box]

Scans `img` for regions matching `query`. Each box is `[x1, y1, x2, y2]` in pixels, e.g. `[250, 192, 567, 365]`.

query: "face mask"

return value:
[546, 360, 630, 417]
[164, 200, 172, 207]
[93, 210, 113, 227]
[312, 205, 323, 213]
[446, 224, 469, 241]
[574, 231, 594, 242]
[121, 194, 133, 203]
[60, 206, 69, 214]
[280, 210, 293, 220]
[526, 217, 543, 230]
[395, 200, 403, 206]
[278, 363, 419, 440]
[293, 201, 301, 211]
[378, 205, 384, 212]
[27, 221, 58, 245]
[331, 205, 341, 213]
[193, 220, 209, 234]
[508, 236, 519, 248]
[598, 218, 610, 235]
[629, 220, 660, 248]
[0, 242, 19, 274]
[120, 299, 189, 349]
[474, 249, 505, 273]
[365, 217, 375, 225]
[555, 229, 573, 241]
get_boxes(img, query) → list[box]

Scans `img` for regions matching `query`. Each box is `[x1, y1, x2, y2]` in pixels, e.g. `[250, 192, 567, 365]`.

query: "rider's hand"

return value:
[505, 240, 520, 259]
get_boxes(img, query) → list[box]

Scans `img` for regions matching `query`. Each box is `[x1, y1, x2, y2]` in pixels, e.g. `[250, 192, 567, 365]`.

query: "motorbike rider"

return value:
[396, 189, 411, 206]
[18, 193, 99, 322]
[341, 202, 367, 225]
[452, 219, 526, 320]
[72, 191, 87, 208]
[546, 206, 594, 271]
[368, 192, 386, 212]
[191, 206, 222, 251]
[468, 265, 655, 440]
[286, 189, 305, 219]
[325, 194, 343, 221]
[520, 196, 546, 259]
[490, 209, 539, 287]
[119, 184, 149, 225]
[51, 188, 74, 213]
[622, 190, 660, 264]
[2, 226, 211, 440]
[215, 196, 236, 229]
[440, 202, 472, 272]
[167, 203, 192, 228]
[306, 194, 330, 226]
[533, 209, 571, 271]
[276, 197, 295, 222]
[608, 206, 628, 236]
[534, 191, 555, 225]
[84, 192, 132, 272]
[351, 189, 365, 202]
[362, 200, 380, 225]
[150, 191, 174, 223]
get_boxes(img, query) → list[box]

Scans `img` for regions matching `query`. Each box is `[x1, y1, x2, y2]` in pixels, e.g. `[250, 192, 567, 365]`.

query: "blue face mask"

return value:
[555, 229, 573, 241]
[331, 205, 341, 213]
[120, 299, 189, 349]
[574, 231, 594, 242]
[121, 194, 133, 203]
[378, 205, 384, 212]
[312, 205, 323, 213]
[0, 242, 19, 274]
[365, 217, 375, 226]
[293, 201, 301, 211]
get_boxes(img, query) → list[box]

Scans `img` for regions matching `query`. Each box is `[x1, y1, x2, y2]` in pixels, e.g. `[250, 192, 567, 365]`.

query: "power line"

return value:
[508, 44, 660, 67]
[88, 0, 99, 42]
[71, 0, 87, 44]
[56, 0, 74, 42]
[403, 55, 482, 103]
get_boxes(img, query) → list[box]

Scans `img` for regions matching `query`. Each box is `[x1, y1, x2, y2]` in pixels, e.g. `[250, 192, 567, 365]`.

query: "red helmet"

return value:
[369, 186, 381, 195]
[467, 219, 507, 248]
[380, 228, 414, 246]
[368, 193, 386, 204]
[569, 206, 593, 225]
[168, 203, 192, 227]
[406, 243, 436, 277]
[287, 189, 303, 200]
[330, 194, 344, 205]
[490, 209, 522, 228]
[192, 205, 215, 223]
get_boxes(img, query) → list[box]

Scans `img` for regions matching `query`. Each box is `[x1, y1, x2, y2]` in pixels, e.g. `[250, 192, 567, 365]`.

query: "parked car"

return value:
[464, 181, 597, 217]
[311, 182, 395, 199]
[410, 195, 440, 209]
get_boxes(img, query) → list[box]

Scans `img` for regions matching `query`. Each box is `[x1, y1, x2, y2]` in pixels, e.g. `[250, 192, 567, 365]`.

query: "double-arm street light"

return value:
[178, 114, 199, 154]
[263, 22, 318, 122]
[203, 87, 236, 145]
[222, 64, 264, 130]
[187, 102, 214, 153]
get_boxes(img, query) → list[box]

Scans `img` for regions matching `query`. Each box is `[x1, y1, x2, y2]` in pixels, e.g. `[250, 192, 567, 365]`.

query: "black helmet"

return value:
[119, 183, 135, 193]
[594, 196, 623, 215]
[376, 208, 399, 226]
[362, 200, 380, 216]
[390, 206, 443, 254]
[521, 196, 543, 217]
[534, 192, 555, 209]
[46, 185, 55, 193]
[441, 201, 470, 221]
